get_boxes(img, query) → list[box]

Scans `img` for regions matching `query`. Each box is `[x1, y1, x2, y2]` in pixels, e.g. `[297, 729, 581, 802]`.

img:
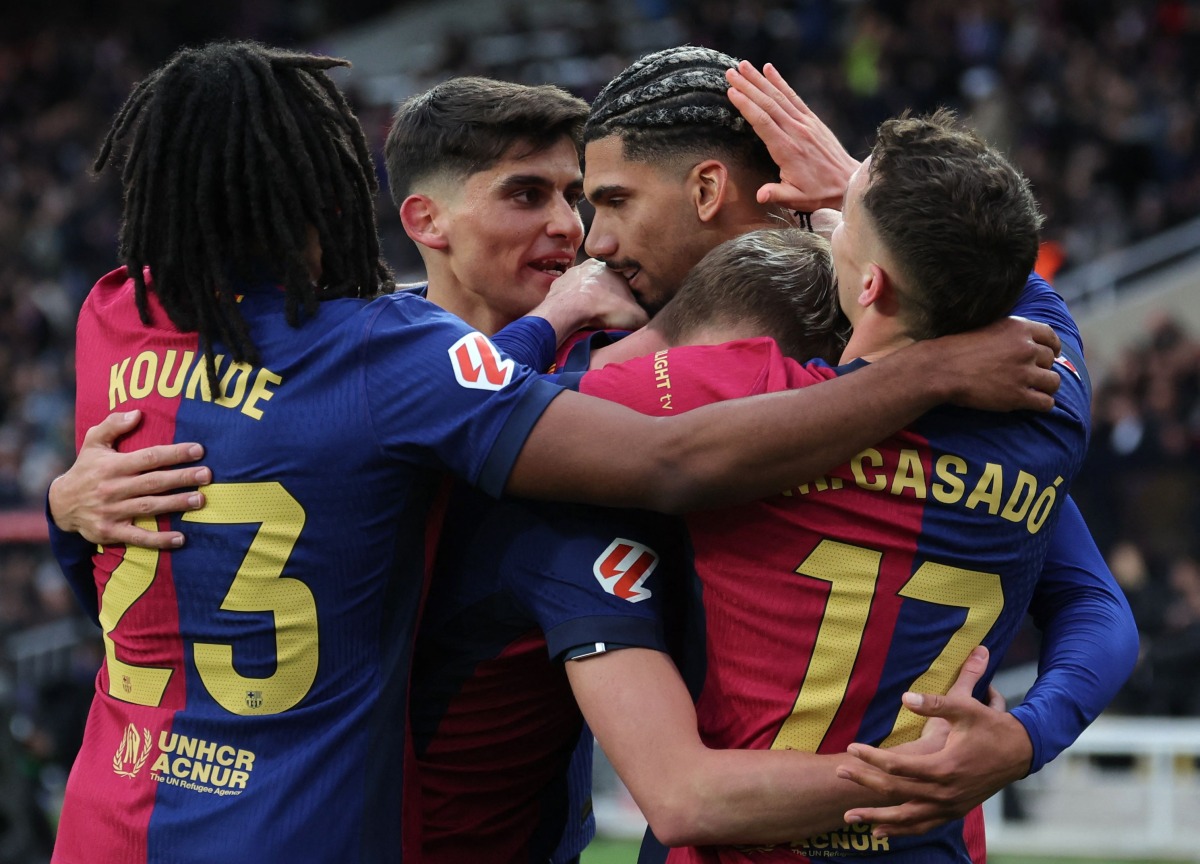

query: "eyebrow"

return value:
[496, 173, 583, 194]
[585, 184, 627, 204]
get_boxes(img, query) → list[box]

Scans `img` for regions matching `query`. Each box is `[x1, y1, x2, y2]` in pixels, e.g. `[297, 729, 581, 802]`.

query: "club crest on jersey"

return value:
[113, 723, 152, 779]
[448, 332, 515, 391]
[594, 539, 658, 603]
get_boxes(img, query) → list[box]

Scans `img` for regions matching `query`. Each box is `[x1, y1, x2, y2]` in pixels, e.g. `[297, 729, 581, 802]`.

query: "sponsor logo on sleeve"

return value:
[1053, 354, 1081, 380]
[448, 332, 515, 391]
[593, 539, 658, 603]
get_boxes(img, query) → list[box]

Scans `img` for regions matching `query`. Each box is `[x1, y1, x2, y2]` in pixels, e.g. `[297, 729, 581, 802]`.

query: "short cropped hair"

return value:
[654, 228, 849, 364]
[583, 46, 778, 183]
[384, 76, 589, 206]
[864, 109, 1043, 339]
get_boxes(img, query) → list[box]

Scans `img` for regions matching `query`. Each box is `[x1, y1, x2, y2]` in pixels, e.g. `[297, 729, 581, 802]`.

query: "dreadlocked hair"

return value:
[94, 40, 392, 390]
[583, 45, 777, 181]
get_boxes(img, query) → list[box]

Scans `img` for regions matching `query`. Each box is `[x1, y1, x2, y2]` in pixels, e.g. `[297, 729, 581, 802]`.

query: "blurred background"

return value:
[2, 0, 1199, 860]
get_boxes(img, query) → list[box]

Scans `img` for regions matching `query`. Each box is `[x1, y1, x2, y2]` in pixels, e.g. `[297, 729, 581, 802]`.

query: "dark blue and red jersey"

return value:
[53, 267, 561, 864]
[410, 485, 682, 864]
[579, 277, 1092, 864]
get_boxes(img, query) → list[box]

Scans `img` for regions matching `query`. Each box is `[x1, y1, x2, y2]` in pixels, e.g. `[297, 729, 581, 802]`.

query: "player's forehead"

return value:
[582, 134, 672, 197]
[473, 135, 582, 191]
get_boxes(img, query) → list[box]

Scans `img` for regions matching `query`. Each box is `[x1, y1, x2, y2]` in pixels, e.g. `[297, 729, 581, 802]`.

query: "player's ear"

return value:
[860, 263, 901, 316]
[690, 160, 729, 223]
[399, 194, 449, 251]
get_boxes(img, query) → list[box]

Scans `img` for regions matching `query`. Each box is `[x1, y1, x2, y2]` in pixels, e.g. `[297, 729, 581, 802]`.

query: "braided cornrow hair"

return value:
[583, 45, 777, 181]
[94, 40, 391, 388]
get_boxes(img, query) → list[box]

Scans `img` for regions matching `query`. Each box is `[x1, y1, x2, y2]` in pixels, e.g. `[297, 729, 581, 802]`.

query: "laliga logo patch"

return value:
[594, 539, 658, 603]
[448, 332, 515, 391]
[1053, 354, 1082, 381]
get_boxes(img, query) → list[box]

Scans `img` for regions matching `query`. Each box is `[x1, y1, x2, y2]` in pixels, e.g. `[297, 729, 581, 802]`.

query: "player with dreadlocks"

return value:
[51, 39, 1071, 864]
[93, 41, 391, 391]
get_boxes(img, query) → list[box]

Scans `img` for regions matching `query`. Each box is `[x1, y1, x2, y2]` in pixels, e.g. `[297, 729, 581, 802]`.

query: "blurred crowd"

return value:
[1, 0, 1199, 858]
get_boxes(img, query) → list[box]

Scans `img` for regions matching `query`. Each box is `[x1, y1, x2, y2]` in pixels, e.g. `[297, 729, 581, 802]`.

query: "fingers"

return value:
[946, 645, 989, 700]
[109, 522, 190, 551]
[986, 685, 1007, 712]
[844, 803, 943, 839]
[80, 410, 143, 449]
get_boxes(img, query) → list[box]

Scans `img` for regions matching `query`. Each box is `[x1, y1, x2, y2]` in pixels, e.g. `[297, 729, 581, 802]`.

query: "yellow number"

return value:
[98, 482, 316, 715]
[773, 541, 881, 751]
[100, 517, 174, 706]
[771, 540, 1003, 751]
[183, 482, 316, 715]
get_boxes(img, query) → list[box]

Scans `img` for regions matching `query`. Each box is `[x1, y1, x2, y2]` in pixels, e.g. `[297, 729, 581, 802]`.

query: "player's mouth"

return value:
[617, 265, 641, 288]
[527, 256, 573, 279]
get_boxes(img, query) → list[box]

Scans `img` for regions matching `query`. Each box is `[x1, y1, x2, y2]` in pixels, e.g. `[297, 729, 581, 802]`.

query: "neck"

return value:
[425, 278, 510, 336]
[589, 326, 671, 369]
[839, 315, 915, 365]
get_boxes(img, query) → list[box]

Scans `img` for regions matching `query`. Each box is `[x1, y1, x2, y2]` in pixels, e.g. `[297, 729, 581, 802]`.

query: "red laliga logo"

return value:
[593, 539, 658, 603]
[448, 332, 515, 391]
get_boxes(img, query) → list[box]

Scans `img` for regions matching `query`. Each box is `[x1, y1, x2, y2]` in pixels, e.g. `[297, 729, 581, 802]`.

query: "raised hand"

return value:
[726, 61, 860, 212]
[48, 410, 209, 548]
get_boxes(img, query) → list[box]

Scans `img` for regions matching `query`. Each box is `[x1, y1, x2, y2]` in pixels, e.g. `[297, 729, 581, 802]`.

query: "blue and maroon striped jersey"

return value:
[53, 267, 560, 864]
[579, 276, 1091, 864]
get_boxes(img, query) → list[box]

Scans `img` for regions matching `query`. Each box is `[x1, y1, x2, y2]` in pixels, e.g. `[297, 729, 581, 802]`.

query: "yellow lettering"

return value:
[850, 832, 870, 852]
[129, 351, 158, 400]
[185, 355, 219, 402]
[158, 731, 177, 753]
[851, 449, 885, 491]
[152, 753, 171, 773]
[891, 449, 928, 498]
[241, 368, 281, 419]
[158, 350, 193, 398]
[809, 835, 829, 850]
[932, 454, 967, 503]
[176, 735, 197, 758]
[194, 739, 217, 761]
[216, 745, 236, 766]
[172, 757, 191, 778]
[190, 761, 212, 784]
[215, 361, 252, 408]
[234, 750, 255, 771]
[1028, 476, 1063, 534]
[1001, 471, 1039, 523]
[871, 834, 890, 851]
[227, 771, 250, 789]
[965, 463, 1004, 514]
[109, 357, 131, 409]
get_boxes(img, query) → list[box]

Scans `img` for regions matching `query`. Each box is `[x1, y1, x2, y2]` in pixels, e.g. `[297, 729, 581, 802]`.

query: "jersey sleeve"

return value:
[503, 501, 682, 661]
[362, 293, 563, 497]
[491, 316, 558, 372]
[1010, 495, 1139, 773]
[45, 492, 100, 624]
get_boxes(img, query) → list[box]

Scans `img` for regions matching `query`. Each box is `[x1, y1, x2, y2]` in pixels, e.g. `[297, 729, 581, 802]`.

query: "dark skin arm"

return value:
[50, 315, 1059, 542]
[505, 316, 1060, 511]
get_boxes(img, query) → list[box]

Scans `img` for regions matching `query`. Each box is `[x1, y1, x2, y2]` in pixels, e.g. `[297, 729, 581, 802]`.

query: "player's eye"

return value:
[513, 189, 543, 205]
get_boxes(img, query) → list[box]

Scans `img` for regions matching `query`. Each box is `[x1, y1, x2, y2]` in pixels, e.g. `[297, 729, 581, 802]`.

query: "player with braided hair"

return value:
[50, 41, 1065, 864]
[580, 45, 790, 316]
